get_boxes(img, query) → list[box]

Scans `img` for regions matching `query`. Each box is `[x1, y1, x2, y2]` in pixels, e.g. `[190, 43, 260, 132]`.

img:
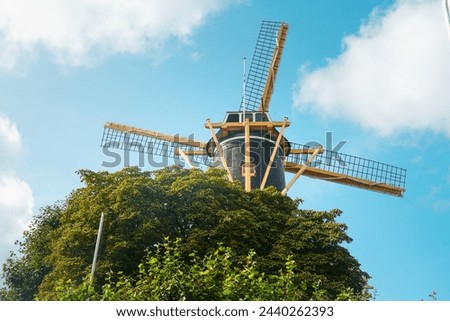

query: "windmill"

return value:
[101, 21, 406, 197]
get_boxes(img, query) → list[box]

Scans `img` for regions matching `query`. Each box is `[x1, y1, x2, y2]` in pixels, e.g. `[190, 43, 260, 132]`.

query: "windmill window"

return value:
[241, 162, 256, 177]
[244, 113, 254, 122]
[255, 112, 269, 122]
[225, 113, 241, 123]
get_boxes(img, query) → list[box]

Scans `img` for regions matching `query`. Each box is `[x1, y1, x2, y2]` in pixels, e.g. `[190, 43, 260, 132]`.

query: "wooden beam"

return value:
[259, 23, 289, 112]
[206, 120, 233, 182]
[281, 147, 322, 195]
[290, 147, 324, 155]
[260, 117, 288, 190]
[205, 120, 290, 129]
[244, 118, 252, 192]
[177, 149, 195, 169]
[284, 161, 405, 197]
[175, 149, 208, 156]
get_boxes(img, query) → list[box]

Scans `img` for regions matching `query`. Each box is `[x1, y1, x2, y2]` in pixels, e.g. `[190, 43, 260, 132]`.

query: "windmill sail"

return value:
[240, 21, 288, 112]
[284, 142, 406, 197]
[101, 122, 210, 167]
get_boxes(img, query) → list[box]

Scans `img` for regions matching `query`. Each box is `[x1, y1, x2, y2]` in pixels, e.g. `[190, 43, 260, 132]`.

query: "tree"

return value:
[1, 166, 372, 300]
[0, 203, 62, 300]
[52, 238, 365, 301]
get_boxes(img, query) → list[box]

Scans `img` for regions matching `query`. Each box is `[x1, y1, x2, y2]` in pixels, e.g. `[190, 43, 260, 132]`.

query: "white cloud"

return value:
[0, 115, 33, 256]
[0, 176, 34, 245]
[0, 115, 21, 150]
[0, 0, 239, 71]
[294, 0, 450, 138]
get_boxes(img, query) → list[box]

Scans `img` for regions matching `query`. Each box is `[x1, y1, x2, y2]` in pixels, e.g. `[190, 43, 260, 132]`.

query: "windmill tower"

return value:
[101, 21, 406, 197]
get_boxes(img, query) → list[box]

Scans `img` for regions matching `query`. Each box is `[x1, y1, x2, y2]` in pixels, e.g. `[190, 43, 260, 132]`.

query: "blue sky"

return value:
[0, 0, 449, 300]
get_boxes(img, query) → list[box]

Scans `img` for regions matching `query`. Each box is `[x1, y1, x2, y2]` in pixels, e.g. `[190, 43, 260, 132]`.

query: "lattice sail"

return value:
[285, 143, 406, 197]
[101, 122, 211, 167]
[240, 21, 288, 112]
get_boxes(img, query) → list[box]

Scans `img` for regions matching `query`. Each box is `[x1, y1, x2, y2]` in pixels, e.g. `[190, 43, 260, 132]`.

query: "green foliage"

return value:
[1, 166, 372, 301]
[53, 238, 366, 301]
[1, 203, 62, 300]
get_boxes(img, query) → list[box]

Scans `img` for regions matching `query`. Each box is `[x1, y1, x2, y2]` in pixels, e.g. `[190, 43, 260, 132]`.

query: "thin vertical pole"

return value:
[90, 212, 105, 285]
[242, 57, 246, 120]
